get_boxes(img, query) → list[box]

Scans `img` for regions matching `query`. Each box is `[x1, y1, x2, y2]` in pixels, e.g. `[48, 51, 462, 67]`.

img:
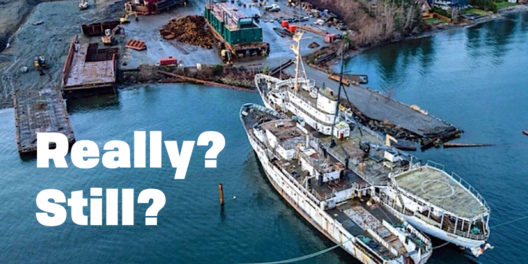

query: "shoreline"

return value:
[325, 4, 528, 69]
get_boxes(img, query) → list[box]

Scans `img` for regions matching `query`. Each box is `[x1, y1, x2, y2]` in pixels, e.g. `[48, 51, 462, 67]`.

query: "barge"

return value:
[62, 37, 118, 93]
[14, 88, 75, 154]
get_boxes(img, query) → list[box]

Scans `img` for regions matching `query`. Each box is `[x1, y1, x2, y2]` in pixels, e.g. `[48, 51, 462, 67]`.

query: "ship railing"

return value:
[287, 90, 322, 115]
[279, 167, 321, 205]
[425, 160, 444, 171]
[355, 236, 390, 262]
[289, 99, 335, 126]
[367, 228, 400, 257]
[403, 222, 433, 251]
[263, 142, 321, 205]
[446, 227, 488, 241]
[450, 171, 491, 214]
[425, 161, 490, 214]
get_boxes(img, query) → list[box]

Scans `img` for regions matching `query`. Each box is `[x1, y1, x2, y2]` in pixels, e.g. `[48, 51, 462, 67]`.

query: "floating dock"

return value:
[14, 89, 75, 154]
[62, 37, 118, 93]
[302, 67, 460, 143]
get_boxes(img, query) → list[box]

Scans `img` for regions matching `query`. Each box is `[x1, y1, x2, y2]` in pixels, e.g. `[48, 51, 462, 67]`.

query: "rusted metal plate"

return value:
[62, 42, 117, 91]
[14, 89, 75, 154]
[125, 39, 147, 51]
[81, 21, 121, 37]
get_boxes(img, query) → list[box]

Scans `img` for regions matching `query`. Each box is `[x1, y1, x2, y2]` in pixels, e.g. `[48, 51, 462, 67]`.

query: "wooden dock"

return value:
[14, 89, 75, 154]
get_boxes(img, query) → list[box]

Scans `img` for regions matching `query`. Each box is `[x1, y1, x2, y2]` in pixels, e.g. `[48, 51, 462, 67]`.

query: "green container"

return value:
[204, 7, 263, 45]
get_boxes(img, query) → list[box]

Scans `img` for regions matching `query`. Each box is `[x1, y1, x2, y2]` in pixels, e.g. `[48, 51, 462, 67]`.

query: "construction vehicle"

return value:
[121, 2, 138, 24]
[79, 0, 89, 10]
[101, 25, 122, 46]
[34, 56, 49, 76]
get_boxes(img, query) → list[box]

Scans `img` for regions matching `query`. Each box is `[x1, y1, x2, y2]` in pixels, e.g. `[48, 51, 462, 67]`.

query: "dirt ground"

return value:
[0, 0, 335, 107]
[0, 0, 127, 107]
[0, 0, 36, 52]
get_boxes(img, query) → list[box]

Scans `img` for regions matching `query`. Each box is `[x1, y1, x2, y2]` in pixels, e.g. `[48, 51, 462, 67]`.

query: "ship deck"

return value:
[327, 197, 407, 259]
[393, 167, 488, 219]
[317, 126, 396, 185]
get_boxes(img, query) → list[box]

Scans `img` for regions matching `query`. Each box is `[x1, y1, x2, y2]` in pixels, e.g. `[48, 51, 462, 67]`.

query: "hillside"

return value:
[307, 0, 422, 47]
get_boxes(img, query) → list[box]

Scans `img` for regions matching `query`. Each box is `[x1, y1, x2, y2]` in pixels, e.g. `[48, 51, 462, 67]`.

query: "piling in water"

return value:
[218, 183, 224, 206]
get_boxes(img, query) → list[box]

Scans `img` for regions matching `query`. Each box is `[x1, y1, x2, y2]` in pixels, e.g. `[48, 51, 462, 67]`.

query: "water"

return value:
[339, 11, 528, 264]
[1, 12, 527, 264]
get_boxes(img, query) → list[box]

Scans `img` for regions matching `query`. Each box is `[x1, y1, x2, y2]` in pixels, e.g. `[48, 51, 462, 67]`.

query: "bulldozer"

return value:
[79, 0, 88, 10]
[34, 56, 49, 76]
[101, 25, 122, 46]
[120, 2, 138, 24]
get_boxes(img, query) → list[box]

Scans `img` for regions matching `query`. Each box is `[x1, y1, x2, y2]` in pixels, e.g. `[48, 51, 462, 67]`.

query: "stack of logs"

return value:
[159, 16, 215, 49]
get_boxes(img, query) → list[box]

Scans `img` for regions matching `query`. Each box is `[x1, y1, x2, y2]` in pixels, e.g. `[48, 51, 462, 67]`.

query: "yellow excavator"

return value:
[34, 56, 49, 76]
[79, 0, 88, 10]
[120, 2, 138, 24]
[101, 25, 123, 46]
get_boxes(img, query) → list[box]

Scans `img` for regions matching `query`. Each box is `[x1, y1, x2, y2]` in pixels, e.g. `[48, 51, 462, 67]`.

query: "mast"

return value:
[291, 31, 307, 92]
[329, 34, 348, 148]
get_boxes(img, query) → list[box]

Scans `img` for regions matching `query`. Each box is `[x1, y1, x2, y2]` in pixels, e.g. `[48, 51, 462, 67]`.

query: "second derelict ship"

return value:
[240, 103, 433, 264]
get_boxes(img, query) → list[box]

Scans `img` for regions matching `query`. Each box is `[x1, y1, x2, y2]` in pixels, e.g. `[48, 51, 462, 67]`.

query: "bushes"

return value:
[469, 0, 499, 12]
[432, 7, 452, 18]
[212, 64, 223, 75]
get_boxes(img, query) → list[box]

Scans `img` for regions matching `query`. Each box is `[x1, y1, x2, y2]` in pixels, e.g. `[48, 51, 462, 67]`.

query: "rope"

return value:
[433, 241, 450, 249]
[237, 238, 352, 264]
[231, 213, 528, 264]
[491, 214, 528, 229]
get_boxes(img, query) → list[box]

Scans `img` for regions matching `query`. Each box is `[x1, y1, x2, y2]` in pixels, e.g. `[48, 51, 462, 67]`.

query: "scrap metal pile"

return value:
[159, 15, 215, 49]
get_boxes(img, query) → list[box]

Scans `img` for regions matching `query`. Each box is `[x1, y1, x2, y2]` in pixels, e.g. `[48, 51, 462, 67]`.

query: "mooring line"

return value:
[491, 214, 528, 228]
[433, 241, 450, 250]
[237, 238, 352, 264]
[232, 214, 528, 264]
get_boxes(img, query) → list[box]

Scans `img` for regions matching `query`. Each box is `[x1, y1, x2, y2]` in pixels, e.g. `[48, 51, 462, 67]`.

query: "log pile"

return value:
[159, 16, 215, 49]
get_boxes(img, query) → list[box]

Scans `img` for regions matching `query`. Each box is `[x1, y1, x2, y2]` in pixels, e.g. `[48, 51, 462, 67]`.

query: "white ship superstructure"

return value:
[252, 31, 491, 257]
[240, 103, 432, 264]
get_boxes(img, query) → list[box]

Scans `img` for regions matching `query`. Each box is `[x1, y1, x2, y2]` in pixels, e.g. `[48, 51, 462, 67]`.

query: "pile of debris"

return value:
[159, 15, 215, 49]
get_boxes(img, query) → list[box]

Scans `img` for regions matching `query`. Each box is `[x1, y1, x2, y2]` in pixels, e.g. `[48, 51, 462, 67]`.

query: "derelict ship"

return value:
[250, 32, 492, 258]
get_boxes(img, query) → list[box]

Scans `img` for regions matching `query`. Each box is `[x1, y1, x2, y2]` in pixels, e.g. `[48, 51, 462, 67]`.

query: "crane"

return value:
[101, 25, 123, 46]
[120, 2, 138, 24]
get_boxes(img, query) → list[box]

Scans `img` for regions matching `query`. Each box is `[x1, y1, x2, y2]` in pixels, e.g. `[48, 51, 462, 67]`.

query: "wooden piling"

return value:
[218, 183, 224, 206]
[443, 143, 492, 148]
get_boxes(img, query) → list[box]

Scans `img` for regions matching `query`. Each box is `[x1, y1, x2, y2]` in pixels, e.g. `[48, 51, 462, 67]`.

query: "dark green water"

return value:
[1, 11, 527, 264]
[339, 11, 528, 264]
